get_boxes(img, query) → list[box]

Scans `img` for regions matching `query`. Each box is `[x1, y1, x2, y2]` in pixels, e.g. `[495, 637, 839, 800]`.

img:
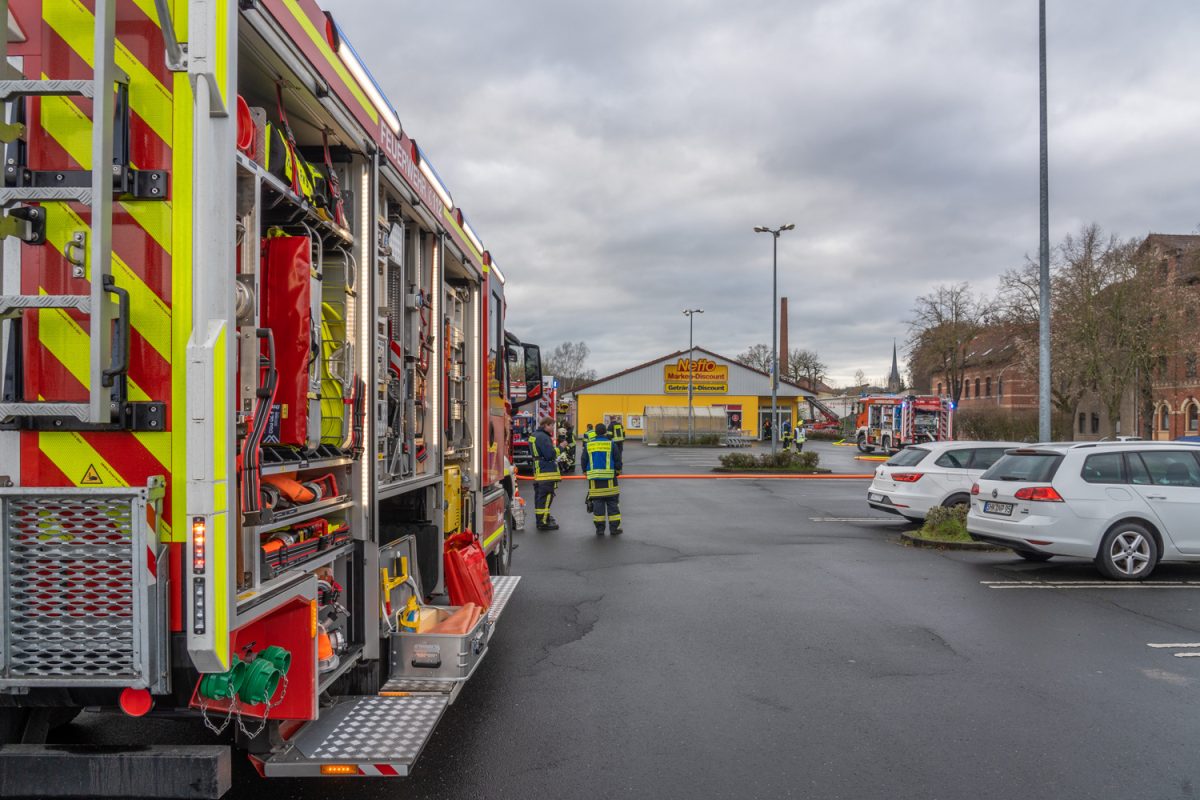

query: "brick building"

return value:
[918, 326, 1038, 411]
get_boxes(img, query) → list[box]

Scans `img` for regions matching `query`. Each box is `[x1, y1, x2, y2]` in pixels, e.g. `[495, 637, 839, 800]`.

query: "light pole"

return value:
[683, 308, 704, 443]
[754, 224, 794, 454]
[1038, 0, 1052, 441]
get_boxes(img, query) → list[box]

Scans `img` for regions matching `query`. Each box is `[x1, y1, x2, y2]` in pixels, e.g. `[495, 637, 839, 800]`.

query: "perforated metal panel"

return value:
[0, 481, 167, 690]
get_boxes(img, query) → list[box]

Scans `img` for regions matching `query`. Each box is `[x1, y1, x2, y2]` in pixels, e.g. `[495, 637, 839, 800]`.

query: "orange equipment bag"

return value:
[262, 474, 316, 504]
[443, 532, 493, 609]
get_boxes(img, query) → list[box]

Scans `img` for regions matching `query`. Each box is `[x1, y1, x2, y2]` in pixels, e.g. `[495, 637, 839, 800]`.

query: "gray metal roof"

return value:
[573, 348, 812, 398]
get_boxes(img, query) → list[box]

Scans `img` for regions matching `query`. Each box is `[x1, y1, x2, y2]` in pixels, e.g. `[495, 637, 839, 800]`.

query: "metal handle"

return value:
[101, 276, 129, 386]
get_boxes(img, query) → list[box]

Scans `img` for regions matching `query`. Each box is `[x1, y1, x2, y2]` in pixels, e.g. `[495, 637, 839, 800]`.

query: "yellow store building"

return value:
[570, 348, 814, 440]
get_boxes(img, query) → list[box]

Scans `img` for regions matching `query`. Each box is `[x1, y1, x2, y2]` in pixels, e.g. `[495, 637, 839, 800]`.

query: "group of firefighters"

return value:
[763, 418, 808, 452]
[528, 417, 626, 535]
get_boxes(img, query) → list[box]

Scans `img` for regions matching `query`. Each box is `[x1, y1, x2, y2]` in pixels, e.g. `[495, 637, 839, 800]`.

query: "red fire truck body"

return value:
[0, 0, 541, 793]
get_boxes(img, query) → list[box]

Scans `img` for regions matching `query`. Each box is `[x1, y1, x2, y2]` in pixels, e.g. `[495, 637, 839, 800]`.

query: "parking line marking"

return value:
[1173, 653, 1200, 658]
[982, 581, 1200, 589]
[1147, 643, 1200, 648]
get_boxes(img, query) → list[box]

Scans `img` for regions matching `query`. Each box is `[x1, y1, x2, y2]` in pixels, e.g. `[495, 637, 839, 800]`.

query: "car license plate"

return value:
[983, 501, 1013, 516]
[868, 492, 884, 502]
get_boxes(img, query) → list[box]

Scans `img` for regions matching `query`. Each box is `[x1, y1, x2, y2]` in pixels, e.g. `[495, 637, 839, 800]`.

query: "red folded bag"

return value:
[443, 532, 493, 609]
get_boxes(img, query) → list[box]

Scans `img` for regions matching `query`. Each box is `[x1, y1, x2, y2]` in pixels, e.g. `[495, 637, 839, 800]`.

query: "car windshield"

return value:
[887, 447, 929, 467]
[981, 452, 1062, 482]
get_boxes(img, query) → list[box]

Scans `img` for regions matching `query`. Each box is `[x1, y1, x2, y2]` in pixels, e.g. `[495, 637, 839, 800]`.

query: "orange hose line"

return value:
[516, 474, 875, 481]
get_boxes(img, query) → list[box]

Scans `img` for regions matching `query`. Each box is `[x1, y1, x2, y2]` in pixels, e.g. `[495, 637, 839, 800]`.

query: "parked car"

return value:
[967, 441, 1200, 580]
[867, 441, 1021, 522]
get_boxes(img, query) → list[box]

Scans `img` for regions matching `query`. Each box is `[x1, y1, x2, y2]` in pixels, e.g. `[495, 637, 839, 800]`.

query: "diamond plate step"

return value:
[0, 402, 90, 421]
[0, 187, 92, 206]
[0, 295, 91, 316]
[487, 574, 521, 624]
[0, 80, 94, 100]
[263, 694, 448, 778]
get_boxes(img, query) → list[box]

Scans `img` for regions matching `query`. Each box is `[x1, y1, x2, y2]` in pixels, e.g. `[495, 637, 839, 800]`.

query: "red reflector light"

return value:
[1014, 486, 1063, 502]
[892, 473, 923, 483]
[970, 483, 980, 495]
[1025, 539, 1053, 546]
[119, 687, 153, 717]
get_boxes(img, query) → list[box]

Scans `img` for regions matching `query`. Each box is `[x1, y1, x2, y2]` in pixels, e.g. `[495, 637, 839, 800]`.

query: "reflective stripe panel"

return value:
[483, 523, 506, 549]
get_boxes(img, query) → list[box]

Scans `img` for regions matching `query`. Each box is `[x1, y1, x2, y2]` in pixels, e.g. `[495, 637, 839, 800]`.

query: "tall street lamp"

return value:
[683, 308, 704, 443]
[1038, 0, 1052, 441]
[754, 223, 794, 454]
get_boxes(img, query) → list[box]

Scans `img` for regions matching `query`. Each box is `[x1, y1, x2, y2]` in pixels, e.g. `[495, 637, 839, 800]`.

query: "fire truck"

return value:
[853, 395, 954, 454]
[0, 0, 542, 794]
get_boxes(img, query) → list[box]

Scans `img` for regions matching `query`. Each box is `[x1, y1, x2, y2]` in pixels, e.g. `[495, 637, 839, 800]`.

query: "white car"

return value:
[967, 441, 1200, 580]
[866, 441, 1021, 522]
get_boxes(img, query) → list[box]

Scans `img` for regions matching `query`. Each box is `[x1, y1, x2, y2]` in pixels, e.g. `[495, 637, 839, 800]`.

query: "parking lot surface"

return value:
[57, 442, 1200, 799]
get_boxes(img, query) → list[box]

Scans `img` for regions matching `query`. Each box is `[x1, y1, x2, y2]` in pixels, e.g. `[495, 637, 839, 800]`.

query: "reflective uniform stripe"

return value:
[585, 439, 615, 479]
[529, 434, 561, 481]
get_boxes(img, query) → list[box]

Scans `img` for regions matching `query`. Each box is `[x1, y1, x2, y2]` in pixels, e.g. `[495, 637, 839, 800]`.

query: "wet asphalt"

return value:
[49, 441, 1200, 799]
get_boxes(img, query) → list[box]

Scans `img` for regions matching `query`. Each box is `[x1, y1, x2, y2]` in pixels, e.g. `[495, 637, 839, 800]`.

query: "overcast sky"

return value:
[321, 0, 1200, 385]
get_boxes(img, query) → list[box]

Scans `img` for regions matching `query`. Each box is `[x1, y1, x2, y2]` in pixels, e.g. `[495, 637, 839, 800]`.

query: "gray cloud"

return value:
[321, 0, 1200, 381]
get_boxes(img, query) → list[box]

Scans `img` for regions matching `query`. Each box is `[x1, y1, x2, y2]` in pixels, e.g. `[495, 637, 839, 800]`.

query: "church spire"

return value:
[887, 340, 902, 393]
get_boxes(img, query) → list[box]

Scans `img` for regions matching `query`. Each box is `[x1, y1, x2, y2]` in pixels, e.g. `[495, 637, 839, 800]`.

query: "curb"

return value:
[899, 531, 1007, 551]
[518, 473, 876, 481]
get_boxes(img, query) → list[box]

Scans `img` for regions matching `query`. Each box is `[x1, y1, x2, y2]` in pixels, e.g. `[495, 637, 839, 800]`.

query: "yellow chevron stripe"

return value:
[34, 309, 172, 506]
[38, 429, 127, 487]
[43, 0, 173, 146]
[35, 201, 171, 364]
[39, 87, 174, 256]
[35, 298, 151, 405]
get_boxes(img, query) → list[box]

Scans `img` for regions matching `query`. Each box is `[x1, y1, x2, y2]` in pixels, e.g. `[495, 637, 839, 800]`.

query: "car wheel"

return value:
[1016, 550, 1053, 562]
[1095, 521, 1158, 581]
[856, 434, 871, 453]
[942, 493, 970, 512]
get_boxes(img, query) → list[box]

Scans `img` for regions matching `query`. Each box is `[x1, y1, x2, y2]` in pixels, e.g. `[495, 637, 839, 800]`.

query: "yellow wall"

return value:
[576, 394, 799, 439]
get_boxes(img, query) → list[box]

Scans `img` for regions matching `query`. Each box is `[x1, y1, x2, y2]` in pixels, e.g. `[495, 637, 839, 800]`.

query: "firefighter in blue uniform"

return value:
[530, 416, 561, 530]
[609, 418, 626, 473]
[585, 423, 622, 535]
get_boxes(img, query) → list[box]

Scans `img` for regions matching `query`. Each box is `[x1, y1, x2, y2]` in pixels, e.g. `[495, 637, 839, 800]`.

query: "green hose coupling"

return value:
[257, 645, 292, 676]
[238, 654, 281, 705]
[198, 657, 246, 701]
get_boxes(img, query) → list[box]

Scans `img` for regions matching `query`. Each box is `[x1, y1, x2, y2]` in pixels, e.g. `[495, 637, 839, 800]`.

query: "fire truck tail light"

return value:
[191, 516, 207, 574]
[321, 764, 358, 776]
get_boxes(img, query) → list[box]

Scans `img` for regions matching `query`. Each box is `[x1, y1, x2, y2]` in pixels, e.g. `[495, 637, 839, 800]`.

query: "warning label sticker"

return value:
[80, 464, 103, 485]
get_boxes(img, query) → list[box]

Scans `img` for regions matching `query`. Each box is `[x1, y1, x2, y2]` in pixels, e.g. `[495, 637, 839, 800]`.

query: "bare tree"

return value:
[852, 369, 867, 391]
[544, 341, 598, 392]
[1057, 225, 1178, 431]
[907, 283, 993, 405]
[786, 348, 827, 391]
[735, 344, 773, 373]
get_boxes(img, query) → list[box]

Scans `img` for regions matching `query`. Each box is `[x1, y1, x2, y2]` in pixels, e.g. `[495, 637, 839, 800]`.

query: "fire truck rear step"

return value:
[262, 695, 449, 778]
